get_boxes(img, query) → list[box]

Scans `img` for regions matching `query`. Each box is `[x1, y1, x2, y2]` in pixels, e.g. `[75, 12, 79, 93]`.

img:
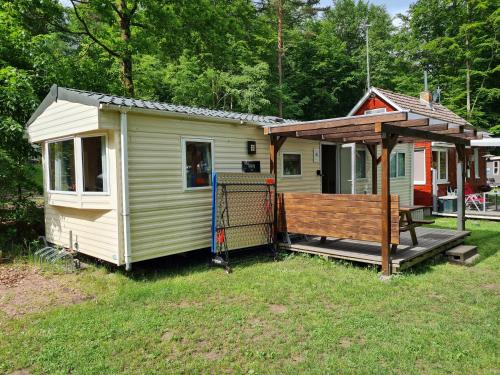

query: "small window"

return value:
[494, 161, 499, 175]
[283, 153, 301, 176]
[48, 139, 76, 192]
[390, 152, 406, 178]
[432, 150, 448, 182]
[82, 136, 108, 192]
[364, 108, 387, 115]
[356, 150, 366, 178]
[184, 139, 213, 189]
[413, 149, 426, 185]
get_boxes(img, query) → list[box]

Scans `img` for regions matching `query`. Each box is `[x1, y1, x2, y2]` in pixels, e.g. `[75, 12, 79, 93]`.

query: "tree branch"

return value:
[69, 0, 121, 58]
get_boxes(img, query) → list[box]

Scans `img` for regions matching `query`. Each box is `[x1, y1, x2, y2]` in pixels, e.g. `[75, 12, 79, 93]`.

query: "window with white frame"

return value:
[364, 108, 387, 115]
[356, 149, 366, 178]
[183, 139, 213, 189]
[413, 148, 426, 185]
[432, 150, 448, 182]
[390, 152, 406, 178]
[282, 152, 301, 176]
[48, 139, 76, 192]
[494, 161, 499, 175]
[82, 136, 108, 192]
[474, 148, 480, 179]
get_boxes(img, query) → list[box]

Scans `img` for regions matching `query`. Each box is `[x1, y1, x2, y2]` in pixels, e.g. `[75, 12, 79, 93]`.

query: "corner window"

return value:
[413, 148, 426, 185]
[183, 139, 213, 189]
[48, 139, 76, 192]
[82, 136, 108, 192]
[390, 152, 406, 178]
[432, 150, 448, 182]
[283, 153, 302, 176]
[356, 150, 366, 178]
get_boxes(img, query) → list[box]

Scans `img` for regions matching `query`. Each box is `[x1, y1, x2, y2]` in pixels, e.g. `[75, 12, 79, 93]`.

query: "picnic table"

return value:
[398, 205, 435, 247]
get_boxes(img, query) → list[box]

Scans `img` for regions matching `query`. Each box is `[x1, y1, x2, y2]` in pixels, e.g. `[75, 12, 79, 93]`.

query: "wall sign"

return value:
[242, 161, 261, 173]
[313, 148, 320, 163]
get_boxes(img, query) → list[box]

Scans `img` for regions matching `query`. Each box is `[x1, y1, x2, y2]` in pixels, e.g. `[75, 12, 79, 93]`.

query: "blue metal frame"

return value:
[210, 171, 218, 254]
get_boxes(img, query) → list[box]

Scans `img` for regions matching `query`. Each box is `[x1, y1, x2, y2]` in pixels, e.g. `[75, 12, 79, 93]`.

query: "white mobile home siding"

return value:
[28, 100, 99, 142]
[126, 113, 321, 262]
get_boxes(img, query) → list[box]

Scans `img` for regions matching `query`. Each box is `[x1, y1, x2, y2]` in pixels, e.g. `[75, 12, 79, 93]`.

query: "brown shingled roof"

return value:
[374, 87, 471, 127]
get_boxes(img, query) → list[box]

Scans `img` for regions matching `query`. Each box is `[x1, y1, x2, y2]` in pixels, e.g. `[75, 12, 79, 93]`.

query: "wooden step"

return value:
[446, 245, 478, 263]
[464, 253, 480, 266]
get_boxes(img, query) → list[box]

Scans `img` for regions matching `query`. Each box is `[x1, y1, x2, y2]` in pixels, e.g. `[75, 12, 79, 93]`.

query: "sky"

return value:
[320, 0, 413, 18]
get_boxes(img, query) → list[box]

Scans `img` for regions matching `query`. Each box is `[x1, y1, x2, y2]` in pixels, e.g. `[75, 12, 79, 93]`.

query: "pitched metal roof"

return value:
[372, 87, 472, 127]
[27, 84, 293, 126]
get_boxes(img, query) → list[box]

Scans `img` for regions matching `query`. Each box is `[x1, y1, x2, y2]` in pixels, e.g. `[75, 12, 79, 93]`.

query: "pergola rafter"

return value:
[266, 111, 481, 276]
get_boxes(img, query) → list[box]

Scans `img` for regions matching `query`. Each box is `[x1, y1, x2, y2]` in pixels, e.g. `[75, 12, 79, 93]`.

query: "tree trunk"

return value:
[465, 2, 471, 119]
[119, 0, 134, 96]
[276, 0, 284, 118]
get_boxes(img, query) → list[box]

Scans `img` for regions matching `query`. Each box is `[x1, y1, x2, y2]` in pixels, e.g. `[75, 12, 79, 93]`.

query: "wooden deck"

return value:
[281, 227, 470, 272]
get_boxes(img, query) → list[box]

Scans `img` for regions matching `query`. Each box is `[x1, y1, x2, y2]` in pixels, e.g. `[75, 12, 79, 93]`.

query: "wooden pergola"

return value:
[265, 111, 481, 275]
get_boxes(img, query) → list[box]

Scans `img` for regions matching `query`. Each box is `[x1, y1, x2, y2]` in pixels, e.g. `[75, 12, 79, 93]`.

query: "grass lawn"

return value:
[0, 218, 498, 374]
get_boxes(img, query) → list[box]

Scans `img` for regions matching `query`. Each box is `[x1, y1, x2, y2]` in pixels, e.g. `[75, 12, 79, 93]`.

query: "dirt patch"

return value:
[175, 300, 203, 309]
[481, 284, 499, 291]
[0, 265, 90, 318]
[269, 304, 287, 314]
[8, 370, 32, 375]
[338, 336, 366, 349]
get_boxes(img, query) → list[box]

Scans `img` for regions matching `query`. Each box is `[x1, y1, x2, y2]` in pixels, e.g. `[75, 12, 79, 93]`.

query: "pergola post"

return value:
[380, 134, 391, 276]
[456, 144, 466, 231]
[270, 135, 287, 242]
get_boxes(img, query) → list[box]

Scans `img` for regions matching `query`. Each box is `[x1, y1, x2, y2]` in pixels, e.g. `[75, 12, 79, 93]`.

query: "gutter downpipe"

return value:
[120, 110, 132, 271]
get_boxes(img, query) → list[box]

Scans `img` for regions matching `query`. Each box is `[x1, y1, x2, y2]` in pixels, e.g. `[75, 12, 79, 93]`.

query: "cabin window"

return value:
[390, 152, 406, 178]
[48, 139, 76, 192]
[356, 150, 366, 178]
[432, 150, 448, 182]
[493, 161, 499, 175]
[364, 108, 386, 115]
[82, 136, 108, 192]
[183, 139, 213, 189]
[282, 152, 302, 176]
[413, 148, 426, 185]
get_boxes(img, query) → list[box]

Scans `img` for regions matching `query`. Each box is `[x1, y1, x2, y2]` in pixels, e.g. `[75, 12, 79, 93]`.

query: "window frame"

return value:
[474, 148, 480, 179]
[80, 133, 110, 196]
[390, 151, 406, 179]
[181, 137, 215, 191]
[493, 161, 499, 175]
[45, 137, 78, 195]
[413, 148, 426, 185]
[433, 149, 448, 183]
[282, 151, 302, 178]
[355, 149, 367, 179]
[364, 108, 387, 115]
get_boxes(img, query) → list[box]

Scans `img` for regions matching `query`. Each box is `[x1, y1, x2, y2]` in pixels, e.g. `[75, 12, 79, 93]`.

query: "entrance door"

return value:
[321, 144, 337, 193]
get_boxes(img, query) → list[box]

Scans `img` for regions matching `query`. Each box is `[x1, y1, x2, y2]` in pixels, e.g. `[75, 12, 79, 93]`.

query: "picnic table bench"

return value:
[398, 205, 434, 246]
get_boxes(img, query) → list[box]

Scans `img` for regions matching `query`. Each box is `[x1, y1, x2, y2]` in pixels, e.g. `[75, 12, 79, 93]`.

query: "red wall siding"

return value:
[354, 96, 396, 115]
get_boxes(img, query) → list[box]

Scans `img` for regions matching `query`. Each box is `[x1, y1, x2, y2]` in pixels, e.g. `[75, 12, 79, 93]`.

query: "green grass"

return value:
[1, 218, 499, 374]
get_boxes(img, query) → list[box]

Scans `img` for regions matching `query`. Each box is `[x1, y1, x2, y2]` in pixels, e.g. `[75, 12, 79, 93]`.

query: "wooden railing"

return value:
[278, 193, 400, 245]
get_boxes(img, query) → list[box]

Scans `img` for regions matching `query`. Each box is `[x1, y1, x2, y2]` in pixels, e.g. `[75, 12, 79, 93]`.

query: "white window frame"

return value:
[46, 137, 78, 195]
[474, 148, 480, 179]
[390, 151, 406, 179]
[413, 148, 426, 185]
[433, 149, 448, 183]
[355, 148, 367, 179]
[364, 108, 387, 115]
[282, 151, 302, 178]
[181, 137, 215, 191]
[80, 134, 110, 196]
[494, 161, 499, 175]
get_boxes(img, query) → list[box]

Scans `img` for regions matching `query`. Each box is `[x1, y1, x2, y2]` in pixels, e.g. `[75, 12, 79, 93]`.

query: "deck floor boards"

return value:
[281, 227, 470, 271]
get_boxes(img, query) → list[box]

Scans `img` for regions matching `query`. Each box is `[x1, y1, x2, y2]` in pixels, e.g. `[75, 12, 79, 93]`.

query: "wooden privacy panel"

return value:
[278, 193, 400, 245]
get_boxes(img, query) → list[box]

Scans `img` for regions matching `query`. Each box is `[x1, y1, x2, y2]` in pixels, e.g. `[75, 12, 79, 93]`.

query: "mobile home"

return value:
[27, 85, 414, 269]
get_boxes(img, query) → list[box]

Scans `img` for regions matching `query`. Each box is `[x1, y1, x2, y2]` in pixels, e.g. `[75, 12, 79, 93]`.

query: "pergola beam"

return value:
[264, 111, 408, 135]
[375, 123, 470, 145]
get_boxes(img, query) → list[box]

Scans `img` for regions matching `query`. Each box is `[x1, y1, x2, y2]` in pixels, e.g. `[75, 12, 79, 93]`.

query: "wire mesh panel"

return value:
[211, 172, 275, 270]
